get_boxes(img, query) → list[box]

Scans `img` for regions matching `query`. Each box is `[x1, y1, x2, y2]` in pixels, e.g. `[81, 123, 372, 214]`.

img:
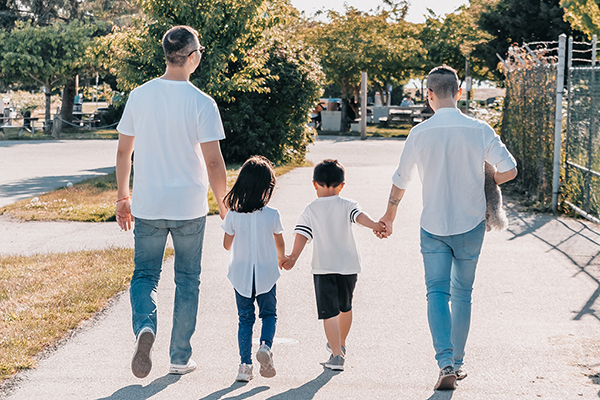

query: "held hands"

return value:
[374, 217, 393, 239]
[280, 254, 297, 271]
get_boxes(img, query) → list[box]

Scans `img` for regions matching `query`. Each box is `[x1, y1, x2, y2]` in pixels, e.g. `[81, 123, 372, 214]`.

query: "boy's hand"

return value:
[375, 218, 392, 239]
[281, 254, 297, 271]
[372, 221, 386, 237]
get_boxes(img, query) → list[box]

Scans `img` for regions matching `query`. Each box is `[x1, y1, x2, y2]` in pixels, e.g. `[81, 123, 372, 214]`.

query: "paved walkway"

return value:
[1, 137, 599, 399]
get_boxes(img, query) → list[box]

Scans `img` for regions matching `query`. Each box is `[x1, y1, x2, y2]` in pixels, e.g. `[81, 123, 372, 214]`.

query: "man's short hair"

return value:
[427, 65, 459, 99]
[313, 159, 345, 187]
[162, 26, 199, 67]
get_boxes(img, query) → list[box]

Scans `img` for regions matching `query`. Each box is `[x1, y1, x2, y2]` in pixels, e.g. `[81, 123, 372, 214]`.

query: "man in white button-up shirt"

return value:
[378, 66, 517, 391]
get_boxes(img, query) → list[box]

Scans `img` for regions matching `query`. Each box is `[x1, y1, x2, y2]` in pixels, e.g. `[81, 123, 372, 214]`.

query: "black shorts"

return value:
[313, 274, 358, 320]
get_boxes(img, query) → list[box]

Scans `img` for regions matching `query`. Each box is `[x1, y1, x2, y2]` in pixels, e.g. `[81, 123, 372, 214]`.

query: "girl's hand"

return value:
[278, 256, 288, 270]
[281, 255, 297, 271]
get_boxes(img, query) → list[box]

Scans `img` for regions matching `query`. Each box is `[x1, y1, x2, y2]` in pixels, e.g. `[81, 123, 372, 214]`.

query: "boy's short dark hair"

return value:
[313, 159, 345, 187]
[162, 26, 200, 67]
[427, 65, 459, 99]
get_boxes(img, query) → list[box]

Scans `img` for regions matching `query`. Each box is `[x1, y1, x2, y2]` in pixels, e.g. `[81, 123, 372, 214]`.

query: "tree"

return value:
[98, 0, 323, 163]
[476, 0, 584, 80]
[561, 0, 600, 39]
[301, 2, 423, 130]
[0, 21, 98, 135]
[421, 4, 492, 83]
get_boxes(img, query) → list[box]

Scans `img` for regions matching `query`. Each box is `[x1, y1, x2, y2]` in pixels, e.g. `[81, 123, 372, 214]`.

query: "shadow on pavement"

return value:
[0, 167, 115, 202]
[264, 369, 340, 399]
[95, 374, 181, 400]
[504, 201, 600, 324]
[197, 381, 267, 400]
[426, 390, 454, 399]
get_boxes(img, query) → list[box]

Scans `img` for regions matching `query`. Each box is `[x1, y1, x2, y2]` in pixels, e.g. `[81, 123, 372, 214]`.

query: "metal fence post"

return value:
[564, 37, 574, 186]
[552, 34, 567, 213]
[361, 71, 367, 140]
[584, 35, 598, 211]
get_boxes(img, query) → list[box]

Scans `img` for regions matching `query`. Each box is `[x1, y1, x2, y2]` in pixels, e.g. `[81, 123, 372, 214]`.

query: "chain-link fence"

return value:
[499, 43, 559, 206]
[564, 38, 600, 223]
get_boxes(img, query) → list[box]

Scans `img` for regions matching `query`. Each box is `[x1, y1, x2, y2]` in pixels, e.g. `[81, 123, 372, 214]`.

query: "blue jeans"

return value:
[130, 216, 206, 365]
[235, 284, 277, 365]
[420, 220, 486, 369]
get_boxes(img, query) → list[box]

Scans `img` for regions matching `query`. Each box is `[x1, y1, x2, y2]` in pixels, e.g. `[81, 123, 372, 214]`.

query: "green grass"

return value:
[0, 247, 174, 381]
[318, 124, 410, 138]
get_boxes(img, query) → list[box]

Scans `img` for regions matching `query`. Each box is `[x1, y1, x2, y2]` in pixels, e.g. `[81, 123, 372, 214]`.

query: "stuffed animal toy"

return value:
[484, 162, 508, 231]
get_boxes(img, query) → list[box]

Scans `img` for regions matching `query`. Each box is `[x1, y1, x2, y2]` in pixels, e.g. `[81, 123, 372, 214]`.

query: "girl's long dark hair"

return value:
[224, 155, 276, 213]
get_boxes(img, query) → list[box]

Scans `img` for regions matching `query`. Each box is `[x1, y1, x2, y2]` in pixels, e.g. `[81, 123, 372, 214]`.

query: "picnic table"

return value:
[380, 105, 433, 126]
[72, 111, 100, 129]
[0, 116, 41, 137]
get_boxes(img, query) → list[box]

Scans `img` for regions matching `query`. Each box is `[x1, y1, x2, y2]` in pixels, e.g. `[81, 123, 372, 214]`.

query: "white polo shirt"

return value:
[392, 107, 517, 236]
[221, 207, 284, 298]
[117, 78, 226, 220]
[293, 196, 363, 275]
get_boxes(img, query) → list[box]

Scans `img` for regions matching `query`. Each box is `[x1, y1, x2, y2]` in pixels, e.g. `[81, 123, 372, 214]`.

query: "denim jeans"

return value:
[130, 216, 206, 365]
[235, 283, 277, 365]
[420, 220, 486, 369]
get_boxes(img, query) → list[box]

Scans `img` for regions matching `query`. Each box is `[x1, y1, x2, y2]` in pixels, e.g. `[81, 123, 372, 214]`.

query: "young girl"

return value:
[221, 155, 286, 382]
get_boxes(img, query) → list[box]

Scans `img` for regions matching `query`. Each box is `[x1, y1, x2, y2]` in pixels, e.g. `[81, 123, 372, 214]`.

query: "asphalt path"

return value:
[1, 137, 599, 399]
[0, 140, 118, 208]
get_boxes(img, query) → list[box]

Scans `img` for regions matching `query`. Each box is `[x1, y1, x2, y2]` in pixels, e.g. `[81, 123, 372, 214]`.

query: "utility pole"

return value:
[464, 57, 470, 115]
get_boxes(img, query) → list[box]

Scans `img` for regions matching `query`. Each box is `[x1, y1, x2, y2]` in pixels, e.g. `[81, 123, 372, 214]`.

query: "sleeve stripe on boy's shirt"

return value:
[294, 225, 313, 239]
[350, 208, 360, 223]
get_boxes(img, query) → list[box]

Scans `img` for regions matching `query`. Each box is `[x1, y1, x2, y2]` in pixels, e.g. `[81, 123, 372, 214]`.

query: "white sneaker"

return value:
[169, 359, 197, 375]
[131, 326, 155, 378]
[236, 363, 253, 382]
[256, 343, 276, 378]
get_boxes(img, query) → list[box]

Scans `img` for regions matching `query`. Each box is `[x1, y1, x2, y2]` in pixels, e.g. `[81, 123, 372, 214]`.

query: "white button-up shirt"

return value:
[221, 207, 283, 298]
[392, 107, 517, 236]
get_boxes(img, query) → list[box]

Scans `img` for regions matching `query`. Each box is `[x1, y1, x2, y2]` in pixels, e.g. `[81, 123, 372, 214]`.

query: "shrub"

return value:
[219, 37, 324, 164]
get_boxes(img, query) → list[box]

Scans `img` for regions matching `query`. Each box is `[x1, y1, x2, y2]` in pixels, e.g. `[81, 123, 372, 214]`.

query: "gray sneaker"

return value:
[256, 343, 276, 378]
[131, 326, 155, 378]
[326, 342, 346, 356]
[324, 354, 345, 371]
[434, 366, 457, 390]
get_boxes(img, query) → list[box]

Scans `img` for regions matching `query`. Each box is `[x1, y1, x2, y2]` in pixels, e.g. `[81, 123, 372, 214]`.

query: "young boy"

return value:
[281, 159, 385, 370]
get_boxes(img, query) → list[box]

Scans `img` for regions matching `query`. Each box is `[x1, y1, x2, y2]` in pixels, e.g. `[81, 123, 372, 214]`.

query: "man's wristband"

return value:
[116, 196, 130, 203]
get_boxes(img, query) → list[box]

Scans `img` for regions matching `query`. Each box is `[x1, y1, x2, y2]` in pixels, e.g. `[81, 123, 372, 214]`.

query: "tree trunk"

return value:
[340, 81, 349, 132]
[44, 92, 52, 135]
[59, 75, 76, 133]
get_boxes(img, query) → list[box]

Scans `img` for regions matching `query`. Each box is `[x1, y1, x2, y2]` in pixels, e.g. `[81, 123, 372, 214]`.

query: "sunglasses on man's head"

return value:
[187, 45, 206, 58]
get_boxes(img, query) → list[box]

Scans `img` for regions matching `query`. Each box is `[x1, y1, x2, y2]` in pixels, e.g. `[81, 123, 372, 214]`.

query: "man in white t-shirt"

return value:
[378, 65, 518, 391]
[115, 25, 227, 379]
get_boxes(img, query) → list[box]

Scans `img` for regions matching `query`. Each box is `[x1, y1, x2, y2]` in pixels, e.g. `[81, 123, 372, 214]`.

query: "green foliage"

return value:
[302, 3, 423, 101]
[476, 0, 584, 81]
[220, 34, 324, 163]
[98, 0, 322, 163]
[0, 21, 97, 91]
[561, 0, 600, 39]
[421, 3, 492, 81]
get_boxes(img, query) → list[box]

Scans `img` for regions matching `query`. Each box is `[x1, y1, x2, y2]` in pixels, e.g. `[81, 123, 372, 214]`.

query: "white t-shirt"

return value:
[392, 107, 517, 236]
[293, 196, 363, 275]
[117, 78, 226, 220]
[221, 207, 284, 298]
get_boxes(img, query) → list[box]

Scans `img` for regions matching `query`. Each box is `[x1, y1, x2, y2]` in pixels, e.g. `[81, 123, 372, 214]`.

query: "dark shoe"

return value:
[131, 327, 155, 378]
[324, 354, 345, 371]
[434, 365, 457, 390]
[456, 367, 468, 380]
